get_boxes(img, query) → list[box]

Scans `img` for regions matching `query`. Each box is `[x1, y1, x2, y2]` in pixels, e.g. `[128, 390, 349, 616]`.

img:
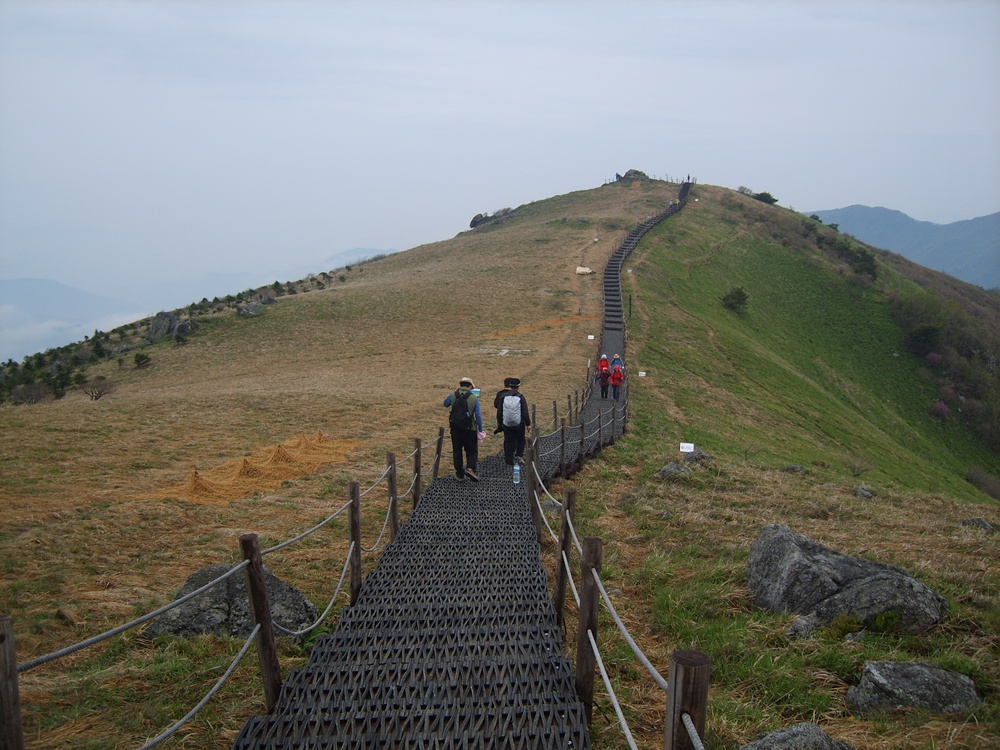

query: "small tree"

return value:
[83, 377, 114, 401]
[134, 353, 151, 369]
[721, 286, 749, 313]
[753, 191, 778, 205]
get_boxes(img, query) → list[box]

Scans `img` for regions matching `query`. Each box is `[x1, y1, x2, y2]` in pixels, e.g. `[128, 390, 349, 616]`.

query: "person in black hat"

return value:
[493, 377, 531, 466]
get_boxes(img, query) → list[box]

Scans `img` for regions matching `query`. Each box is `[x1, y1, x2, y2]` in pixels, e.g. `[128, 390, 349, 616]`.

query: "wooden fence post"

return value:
[552, 400, 558, 430]
[664, 649, 711, 750]
[239, 534, 282, 711]
[553, 488, 576, 627]
[386, 452, 399, 541]
[348, 481, 362, 604]
[432, 427, 444, 480]
[412, 438, 422, 508]
[567, 395, 572, 425]
[575, 536, 603, 725]
[574, 390, 579, 423]
[1, 614, 24, 750]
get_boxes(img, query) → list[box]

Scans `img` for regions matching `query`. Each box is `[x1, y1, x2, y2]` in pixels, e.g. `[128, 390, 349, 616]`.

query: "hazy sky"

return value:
[1, 1, 999, 358]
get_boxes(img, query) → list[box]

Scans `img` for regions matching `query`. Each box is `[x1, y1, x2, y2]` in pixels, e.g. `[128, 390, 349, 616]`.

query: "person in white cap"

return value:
[443, 377, 483, 481]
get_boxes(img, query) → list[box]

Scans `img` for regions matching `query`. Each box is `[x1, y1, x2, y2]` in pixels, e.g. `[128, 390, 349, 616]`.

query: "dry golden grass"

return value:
[0, 179, 680, 748]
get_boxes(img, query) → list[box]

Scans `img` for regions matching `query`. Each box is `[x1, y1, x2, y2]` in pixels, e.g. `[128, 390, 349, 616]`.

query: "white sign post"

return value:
[679, 443, 695, 453]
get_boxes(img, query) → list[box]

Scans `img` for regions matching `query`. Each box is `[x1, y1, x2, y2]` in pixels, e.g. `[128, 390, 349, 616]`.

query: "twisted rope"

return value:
[565, 512, 584, 557]
[532, 489, 559, 544]
[588, 629, 639, 750]
[263, 499, 352, 555]
[359, 463, 393, 498]
[137, 624, 260, 750]
[683, 712, 707, 750]
[361, 495, 395, 552]
[531, 460, 562, 507]
[18, 561, 250, 673]
[273, 542, 354, 638]
[592, 568, 669, 692]
[562, 550, 580, 606]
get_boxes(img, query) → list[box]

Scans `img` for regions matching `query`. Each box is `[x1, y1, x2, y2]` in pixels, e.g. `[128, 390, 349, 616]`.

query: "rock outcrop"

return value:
[747, 524, 946, 635]
[847, 661, 981, 715]
[147, 563, 318, 640]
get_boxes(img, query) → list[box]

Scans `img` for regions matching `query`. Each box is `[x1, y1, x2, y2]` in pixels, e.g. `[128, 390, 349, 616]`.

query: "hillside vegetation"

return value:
[0, 179, 997, 749]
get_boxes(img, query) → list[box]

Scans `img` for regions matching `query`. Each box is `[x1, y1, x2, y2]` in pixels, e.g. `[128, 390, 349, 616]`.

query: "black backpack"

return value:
[449, 390, 474, 430]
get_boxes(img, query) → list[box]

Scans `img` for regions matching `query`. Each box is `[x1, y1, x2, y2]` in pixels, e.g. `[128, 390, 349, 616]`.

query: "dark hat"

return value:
[507, 377, 521, 388]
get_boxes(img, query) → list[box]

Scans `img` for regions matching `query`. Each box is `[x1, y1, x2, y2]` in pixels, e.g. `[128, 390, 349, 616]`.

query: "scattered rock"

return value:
[856, 484, 874, 498]
[657, 462, 691, 479]
[660, 510, 673, 520]
[847, 661, 982, 715]
[575, 266, 594, 275]
[960, 517, 996, 533]
[747, 524, 946, 634]
[259, 293, 277, 305]
[782, 465, 806, 473]
[147, 564, 318, 640]
[683, 449, 713, 465]
[739, 722, 855, 750]
[541, 499, 561, 514]
[237, 301, 264, 317]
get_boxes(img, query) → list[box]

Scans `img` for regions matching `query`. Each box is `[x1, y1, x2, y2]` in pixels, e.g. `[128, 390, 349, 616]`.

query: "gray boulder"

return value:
[147, 563, 318, 640]
[740, 722, 854, 750]
[847, 661, 981, 715]
[960, 517, 996, 533]
[237, 301, 263, 317]
[657, 462, 691, 479]
[146, 312, 179, 342]
[747, 524, 946, 634]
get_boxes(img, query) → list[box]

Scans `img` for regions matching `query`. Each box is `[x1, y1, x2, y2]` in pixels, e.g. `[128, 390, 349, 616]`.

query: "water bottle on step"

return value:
[513, 464, 521, 484]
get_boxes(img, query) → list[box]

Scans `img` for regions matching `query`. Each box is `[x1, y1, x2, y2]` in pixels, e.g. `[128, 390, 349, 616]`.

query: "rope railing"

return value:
[588, 629, 639, 750]
[263, 499, 352, 555]
[361, 496, 396, 552]
[273, 543, 354, 638]
[592, 568, 670, 693]
[137, 623, 260, 750]
[16, 560, 251, 674]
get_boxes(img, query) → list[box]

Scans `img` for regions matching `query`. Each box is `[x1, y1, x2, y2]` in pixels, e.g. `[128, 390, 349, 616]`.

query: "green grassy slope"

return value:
[563, 183, 998, 749]
[627, 185, 999, 494]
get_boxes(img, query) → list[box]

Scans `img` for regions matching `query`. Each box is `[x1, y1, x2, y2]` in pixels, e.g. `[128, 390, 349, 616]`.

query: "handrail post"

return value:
[239, 534, 282, 711]
[1, 614, 25, 750]
[348, 481, 362, 604]
[567, 395, 572, 425]
[531, 403, 537, 431]
[432, 426, 444, 480]
[664, 650, 711, 750]
[552, 400, 558, 430]
[598, 407, 604, 449]
[559, 418, 567, 478]
[412, 438, 422, 508]
[574, 390, 579, 423]
[553, 488, 576, 627]
[575, 537, 603, 725]
[386, 452, 399, 541]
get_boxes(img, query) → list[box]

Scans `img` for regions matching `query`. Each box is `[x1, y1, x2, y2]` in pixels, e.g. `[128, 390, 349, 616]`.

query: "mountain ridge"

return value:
[806, 204, 1000, 289]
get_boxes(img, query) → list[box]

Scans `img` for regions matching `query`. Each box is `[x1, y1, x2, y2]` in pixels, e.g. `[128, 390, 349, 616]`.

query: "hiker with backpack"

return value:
[598, 367, 612, 399]
[493, 377, 531, 466]
[443, 376, 484, 482]
[610, 364, 624, 400]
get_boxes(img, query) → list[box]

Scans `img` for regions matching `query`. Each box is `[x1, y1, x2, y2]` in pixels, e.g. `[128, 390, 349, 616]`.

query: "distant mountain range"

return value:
[0, 247, 390, 362]
[806, 206, 999, 290]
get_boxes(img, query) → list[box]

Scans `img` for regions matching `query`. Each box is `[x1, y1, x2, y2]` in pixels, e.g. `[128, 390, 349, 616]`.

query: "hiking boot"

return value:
[455, 473, 465, 481]
[465, 468, 479, 482]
